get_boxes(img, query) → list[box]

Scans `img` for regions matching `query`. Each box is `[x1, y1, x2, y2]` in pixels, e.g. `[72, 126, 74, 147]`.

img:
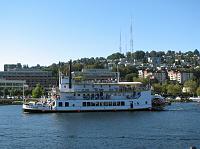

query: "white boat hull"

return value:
[23, 91, 152, 113]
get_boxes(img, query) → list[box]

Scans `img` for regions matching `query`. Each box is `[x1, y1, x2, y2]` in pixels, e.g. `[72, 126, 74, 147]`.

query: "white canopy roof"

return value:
[94, 82, 142, 85]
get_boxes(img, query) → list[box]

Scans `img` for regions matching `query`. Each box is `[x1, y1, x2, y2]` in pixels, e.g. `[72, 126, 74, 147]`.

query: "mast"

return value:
[69, 60, 72, 89]
[117, 63, 120, 83]
[23, 82, 25, 104]
[58, 61, 62, 90]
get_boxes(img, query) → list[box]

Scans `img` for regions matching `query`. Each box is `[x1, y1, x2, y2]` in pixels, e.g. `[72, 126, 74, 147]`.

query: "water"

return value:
[0, 103, 200, 149]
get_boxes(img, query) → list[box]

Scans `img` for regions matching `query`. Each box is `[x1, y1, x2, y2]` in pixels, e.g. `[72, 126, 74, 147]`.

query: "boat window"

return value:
[78, 94, 80, 96]
[91, 102, 95, 106]
[104, 102, 108, 106]
[86, 94, 90, 100]
[58, 102, 63, 107]
[65, 102, 69, 107]
[145, 101, 148, 104]
[91, 94, 94, 99]
[121, 101, 125, 106]
[95, 102, 99, 106]
[117, 102, 120, 106]
[137, 102, 139, 105]
[100, 102, 103, 106]
[113, 102, 116, 106]
[109, 102, 112, 106]
[83, 102, 86, 107]
[87, 102, 90, 106]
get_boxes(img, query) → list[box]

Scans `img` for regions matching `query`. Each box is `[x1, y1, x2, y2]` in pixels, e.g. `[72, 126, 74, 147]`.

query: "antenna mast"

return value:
[130, 17, 133, 53]
[119, 31, 122, 53]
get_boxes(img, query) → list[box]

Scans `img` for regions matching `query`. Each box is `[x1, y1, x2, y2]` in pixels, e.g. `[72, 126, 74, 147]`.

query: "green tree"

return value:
[32, 84, 44, 98]
[167, 84, 182, 96]
[184, 80, 197, 96]
[152, 83, 162, 94]
[133, 77, 150, 85]
[161, 83, 168, 95]
[196, 87, 200, 96]
[134, 51, 145, 60]
[126, 52, 133, 61]
[149, 50, 157, 57]
[125, 73, 138, 82]
[194, 49, 199, 56]
[107, 52, 125, 60]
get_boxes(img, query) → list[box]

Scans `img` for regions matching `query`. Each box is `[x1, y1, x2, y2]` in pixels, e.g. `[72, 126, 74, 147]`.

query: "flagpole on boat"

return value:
[22, 82, 24, 104]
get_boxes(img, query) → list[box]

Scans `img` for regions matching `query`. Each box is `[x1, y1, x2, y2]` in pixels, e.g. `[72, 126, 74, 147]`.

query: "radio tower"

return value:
[119, 31, 122, 53]
[130, 18, 133, 53]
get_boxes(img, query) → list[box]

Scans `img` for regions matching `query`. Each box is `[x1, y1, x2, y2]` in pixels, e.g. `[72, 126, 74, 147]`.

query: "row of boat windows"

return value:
[82, 101, 125, 107]
[57, 101, 148, 107]
[57, 101, 126, 107]
[69, 92, 141, 100]
[63, 85, 136, 91]
[58, 102, 69, 107]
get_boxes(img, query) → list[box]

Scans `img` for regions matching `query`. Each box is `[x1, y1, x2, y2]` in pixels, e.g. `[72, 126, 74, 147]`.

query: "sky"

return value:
[0, 0, 199, 70]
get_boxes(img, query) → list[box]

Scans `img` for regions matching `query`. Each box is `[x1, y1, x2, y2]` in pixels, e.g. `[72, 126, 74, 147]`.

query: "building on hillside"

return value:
[147, 57, 161, 67]
[0, 63, 57, 90]
[138, 69, 167, 83]
[167, 70, 193, 84]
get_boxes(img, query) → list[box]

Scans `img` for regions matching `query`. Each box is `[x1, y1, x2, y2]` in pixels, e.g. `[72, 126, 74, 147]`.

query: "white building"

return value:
[167, 70, 193, 84]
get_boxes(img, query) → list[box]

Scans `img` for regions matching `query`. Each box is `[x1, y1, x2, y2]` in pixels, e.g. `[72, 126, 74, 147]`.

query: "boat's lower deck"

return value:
[23, 107, 152, 113]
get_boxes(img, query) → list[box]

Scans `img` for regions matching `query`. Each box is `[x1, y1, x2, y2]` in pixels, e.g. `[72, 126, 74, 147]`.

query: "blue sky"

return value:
[0, 0, 199, 70]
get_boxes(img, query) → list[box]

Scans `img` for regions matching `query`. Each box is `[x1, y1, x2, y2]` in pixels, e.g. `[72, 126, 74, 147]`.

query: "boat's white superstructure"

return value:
[23, 61, 152, 113]
[189, 97, 200, 102]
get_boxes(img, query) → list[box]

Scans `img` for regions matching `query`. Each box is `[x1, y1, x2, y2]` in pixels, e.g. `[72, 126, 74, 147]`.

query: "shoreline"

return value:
[0, 98, 41, 105]
[0, 99, 23, 105]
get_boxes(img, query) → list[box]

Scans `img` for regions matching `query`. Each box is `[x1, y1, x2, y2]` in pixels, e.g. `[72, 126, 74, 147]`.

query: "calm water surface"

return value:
[0, 103, 200, 149]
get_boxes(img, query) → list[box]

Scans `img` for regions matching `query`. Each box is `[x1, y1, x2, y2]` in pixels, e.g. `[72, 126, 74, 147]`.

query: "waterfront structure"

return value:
[0, 63, 57, 90]
[0, 79, 27, 98]
[23, 61, 152, 113]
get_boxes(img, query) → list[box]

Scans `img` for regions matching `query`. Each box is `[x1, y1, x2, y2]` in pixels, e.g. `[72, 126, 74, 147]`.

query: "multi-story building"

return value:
[138, 69, 167, 83]
[167, 70, 193, 84]
[0, 63, 57, 90]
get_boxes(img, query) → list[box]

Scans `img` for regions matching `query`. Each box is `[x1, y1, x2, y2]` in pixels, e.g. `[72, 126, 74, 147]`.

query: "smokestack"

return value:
[69, 60, 72, 89]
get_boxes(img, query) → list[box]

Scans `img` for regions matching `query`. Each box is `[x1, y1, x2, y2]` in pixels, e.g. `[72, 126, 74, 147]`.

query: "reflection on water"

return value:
[0, 103, 200, 149]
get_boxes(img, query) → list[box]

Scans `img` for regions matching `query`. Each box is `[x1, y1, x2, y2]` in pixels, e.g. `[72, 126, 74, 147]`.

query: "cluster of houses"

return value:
[107, 51, 198, 85]
[138, 69, 193, 84]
